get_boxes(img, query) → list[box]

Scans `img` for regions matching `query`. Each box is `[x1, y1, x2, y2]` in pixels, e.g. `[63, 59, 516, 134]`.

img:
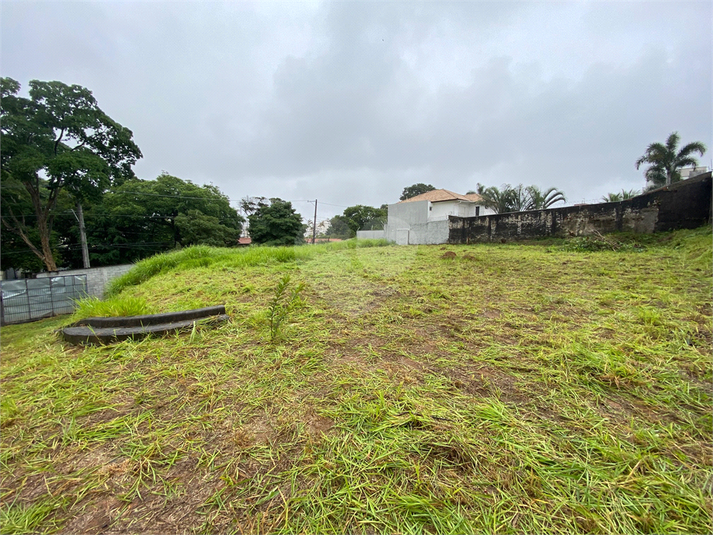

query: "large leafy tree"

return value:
[107, 173, 242, 248]
[325, 205, 387, 238]
[636, 132, 707, 189]
[342, 205, 387, 235]
[325, 215, 351, 239]
[248, 198, 305, 246]
[400, 183, 436, 201]
[1, 78, 142, 270]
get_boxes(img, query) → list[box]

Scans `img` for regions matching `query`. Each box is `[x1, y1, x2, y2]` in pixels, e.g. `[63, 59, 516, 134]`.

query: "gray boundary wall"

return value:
[356, 230, 386, 240]
[36, 264, 134, 298]
[448, 172, 712, 244]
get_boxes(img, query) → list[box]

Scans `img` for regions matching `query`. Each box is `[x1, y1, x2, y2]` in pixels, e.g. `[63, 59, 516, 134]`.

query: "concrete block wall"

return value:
[36, 264, 134, 298]
[385, 200, 452, 245]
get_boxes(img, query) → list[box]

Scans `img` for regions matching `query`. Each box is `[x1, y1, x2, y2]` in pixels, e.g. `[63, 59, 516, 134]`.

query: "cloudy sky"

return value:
[3, 0, 711, 224]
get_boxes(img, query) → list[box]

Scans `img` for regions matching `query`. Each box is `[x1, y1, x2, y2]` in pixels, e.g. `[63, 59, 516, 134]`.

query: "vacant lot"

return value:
[2, 230, 711, 534]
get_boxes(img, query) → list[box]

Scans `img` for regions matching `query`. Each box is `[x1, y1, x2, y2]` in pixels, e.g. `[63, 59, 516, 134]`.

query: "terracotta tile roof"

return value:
[399, 189, 473, 203]
[463, 193, 484, 203]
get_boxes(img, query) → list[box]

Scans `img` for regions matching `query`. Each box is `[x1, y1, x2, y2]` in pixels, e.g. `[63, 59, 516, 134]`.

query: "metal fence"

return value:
[0, 275, 88, 326]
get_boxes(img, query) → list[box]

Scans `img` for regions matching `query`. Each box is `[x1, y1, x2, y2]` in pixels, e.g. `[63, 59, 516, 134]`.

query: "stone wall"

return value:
[36, 264, 134, 298]
[448, 172, 711, 244]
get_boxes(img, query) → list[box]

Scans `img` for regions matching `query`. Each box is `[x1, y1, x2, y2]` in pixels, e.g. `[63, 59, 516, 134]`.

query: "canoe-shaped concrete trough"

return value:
[62, 305, 229, 345]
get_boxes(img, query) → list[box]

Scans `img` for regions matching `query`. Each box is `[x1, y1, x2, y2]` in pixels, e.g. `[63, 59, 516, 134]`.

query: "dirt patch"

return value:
[305, 413, 333, 437]
[441, 251, 457, 259]
[61, 496, 122, 535]
[238, 415, 276, 446]
[312, 279, 400, 318]
[444, 364, 528, 403]
[101, 479, 216, 535]
[481, 308, 502, 319]
[71, 445, 122, 472]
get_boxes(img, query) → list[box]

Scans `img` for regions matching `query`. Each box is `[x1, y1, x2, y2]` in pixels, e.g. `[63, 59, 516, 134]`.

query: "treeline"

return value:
[0, 77, 305, 272]
[1, 172, 246, 271]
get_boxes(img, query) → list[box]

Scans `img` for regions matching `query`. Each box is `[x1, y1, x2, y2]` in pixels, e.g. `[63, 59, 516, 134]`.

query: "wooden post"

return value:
[312, 199, 317, 244]
[77, 202, 90, 269]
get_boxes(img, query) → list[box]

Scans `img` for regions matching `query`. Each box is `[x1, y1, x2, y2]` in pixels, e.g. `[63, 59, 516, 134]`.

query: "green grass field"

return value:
[1, 230, 711, 534]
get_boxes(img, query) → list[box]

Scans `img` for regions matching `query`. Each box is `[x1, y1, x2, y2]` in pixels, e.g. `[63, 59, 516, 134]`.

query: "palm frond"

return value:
[665, 132, 680, 153]
[602, 192, 622, 202]
[675, 157, 700, 170]
[677, 141, 707, 160]
[542, 187, 566, 208]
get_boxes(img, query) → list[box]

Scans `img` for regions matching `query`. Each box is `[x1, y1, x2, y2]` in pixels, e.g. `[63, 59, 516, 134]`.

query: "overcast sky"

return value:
[3, 0, 711, 224]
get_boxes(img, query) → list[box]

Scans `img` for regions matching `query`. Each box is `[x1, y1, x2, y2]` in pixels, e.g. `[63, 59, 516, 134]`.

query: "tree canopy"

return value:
[400, 183, 436, 201]
[92, 173, 242, 257]
[636, 132, 707, 189]
[1, 78, 142, 270]
[248, 199, 305, 246]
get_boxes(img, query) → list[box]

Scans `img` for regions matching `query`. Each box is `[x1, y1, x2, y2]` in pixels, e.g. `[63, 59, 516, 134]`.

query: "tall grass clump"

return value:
[221, 245, 311, 268]
[70, 295, 156, 322]
[322, 238, 391, 250]
[106, 246, 219, 296]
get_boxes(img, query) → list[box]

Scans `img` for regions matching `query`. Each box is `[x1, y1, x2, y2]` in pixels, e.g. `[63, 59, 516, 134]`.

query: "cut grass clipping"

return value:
[1, 229, 711, 534]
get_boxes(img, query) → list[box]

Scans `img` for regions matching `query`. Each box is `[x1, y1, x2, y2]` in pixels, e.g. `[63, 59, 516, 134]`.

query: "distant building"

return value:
[679, 166, 709, 180]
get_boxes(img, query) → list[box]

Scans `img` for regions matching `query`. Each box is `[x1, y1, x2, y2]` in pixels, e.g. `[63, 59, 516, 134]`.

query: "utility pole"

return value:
[312, 199, 318, 244]
[76, 202, 90, 269]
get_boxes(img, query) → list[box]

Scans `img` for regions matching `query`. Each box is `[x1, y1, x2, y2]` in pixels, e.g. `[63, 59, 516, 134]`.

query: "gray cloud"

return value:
[2, 0, 710, 222]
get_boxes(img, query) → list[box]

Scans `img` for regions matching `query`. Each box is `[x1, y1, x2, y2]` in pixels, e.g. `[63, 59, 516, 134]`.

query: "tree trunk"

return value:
[37, 216, 58, 271]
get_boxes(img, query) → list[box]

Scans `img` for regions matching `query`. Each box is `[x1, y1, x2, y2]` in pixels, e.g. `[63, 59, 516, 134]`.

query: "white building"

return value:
[679, 166, 709, 180]
[382, 189, 494, 245]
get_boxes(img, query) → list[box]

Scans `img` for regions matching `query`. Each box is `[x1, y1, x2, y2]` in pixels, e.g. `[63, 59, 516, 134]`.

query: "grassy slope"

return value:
[1, 231, 711, 534]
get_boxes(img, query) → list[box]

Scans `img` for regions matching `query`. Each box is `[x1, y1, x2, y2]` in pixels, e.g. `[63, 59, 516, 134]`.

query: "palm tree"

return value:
[525, 186, 567, 210]
[479, 184, 568, 213]
[635, 132, 707, 189]
[510, 184, 531, 212]
[480, 185, 517, 214]
[601, 189, 639, 203]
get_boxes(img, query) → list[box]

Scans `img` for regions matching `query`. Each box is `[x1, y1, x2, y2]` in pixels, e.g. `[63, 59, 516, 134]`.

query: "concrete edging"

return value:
[62, 305, 228, 345]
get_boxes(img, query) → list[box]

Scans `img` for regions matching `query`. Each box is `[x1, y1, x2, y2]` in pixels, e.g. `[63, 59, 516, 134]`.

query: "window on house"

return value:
[476, 206, 480, 216]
